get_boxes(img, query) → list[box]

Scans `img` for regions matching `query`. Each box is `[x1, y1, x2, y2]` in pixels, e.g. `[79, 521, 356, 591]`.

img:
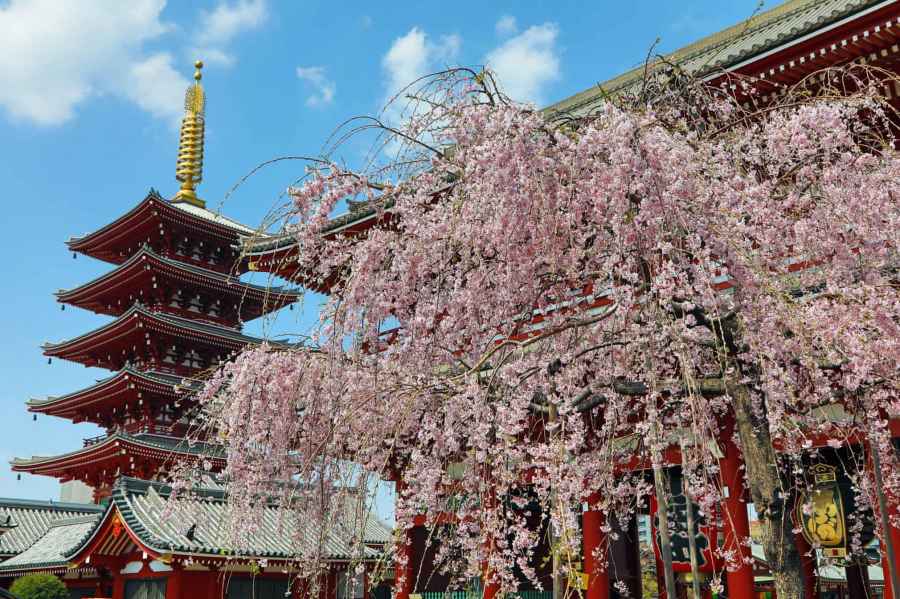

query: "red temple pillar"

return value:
[395, 526, 413, 599]
[877, 495, 900, 599]
[482, 488, 500, 599]
[166, 568, 183, 599]
[483, 556, 501, 599]
[394, 478, 413, 599]
[656, 559, 668, 599]
[719, 420, 755, 599]
[483, 529, 501, 599]
[867, 439, 900, 599]
[793, 531, 819, 599]
[112, 574, 125, 599]
[627, 516, 642, 599]
[583, 497, 610, 599]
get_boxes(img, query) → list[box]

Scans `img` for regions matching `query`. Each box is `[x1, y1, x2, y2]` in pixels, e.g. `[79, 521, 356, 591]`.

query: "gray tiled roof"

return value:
[109, 478, 389, 560]
[0, 516, 99, 571]
[0, 499, 103, 557]
[0, 477, 393, 573]
[545, 0, 891, 118]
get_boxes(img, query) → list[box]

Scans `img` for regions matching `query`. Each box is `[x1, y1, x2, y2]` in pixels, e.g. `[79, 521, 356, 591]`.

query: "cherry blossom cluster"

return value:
[170, 67, 900, 591]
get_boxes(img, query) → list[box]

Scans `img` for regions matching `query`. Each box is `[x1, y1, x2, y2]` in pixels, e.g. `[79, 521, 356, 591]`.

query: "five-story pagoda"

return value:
[11, 62, 298, 503]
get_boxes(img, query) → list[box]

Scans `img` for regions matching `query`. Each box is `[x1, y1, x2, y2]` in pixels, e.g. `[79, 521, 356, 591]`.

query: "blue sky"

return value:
[0, 0, 788, 502]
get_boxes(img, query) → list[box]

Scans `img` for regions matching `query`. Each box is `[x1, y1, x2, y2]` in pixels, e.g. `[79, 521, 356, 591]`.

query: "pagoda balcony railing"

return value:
[83, 434, 107, 447]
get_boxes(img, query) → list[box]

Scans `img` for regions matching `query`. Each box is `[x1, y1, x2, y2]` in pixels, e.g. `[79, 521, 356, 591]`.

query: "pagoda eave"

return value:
[54, 247, 299, 321]
[26, 366, 193, 423]
[65, 191, 255, 269]
[42, 306, 267, 373]
[10, 432, 225, 486]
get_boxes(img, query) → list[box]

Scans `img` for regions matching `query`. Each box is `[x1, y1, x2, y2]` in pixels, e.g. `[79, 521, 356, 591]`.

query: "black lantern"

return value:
[798, 463, 876, 566]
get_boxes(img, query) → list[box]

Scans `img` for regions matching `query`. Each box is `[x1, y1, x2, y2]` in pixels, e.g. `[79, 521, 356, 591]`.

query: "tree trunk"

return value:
[727, 381, 807, 599]
[683, 471, 702, 599]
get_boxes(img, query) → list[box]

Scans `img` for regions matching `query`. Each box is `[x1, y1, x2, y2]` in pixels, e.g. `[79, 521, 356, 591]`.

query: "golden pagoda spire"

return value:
[174, 61, 206, 207]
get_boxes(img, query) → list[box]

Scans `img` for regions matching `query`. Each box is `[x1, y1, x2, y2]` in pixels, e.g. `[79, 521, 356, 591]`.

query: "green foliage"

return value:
[9, 573, 68, 599]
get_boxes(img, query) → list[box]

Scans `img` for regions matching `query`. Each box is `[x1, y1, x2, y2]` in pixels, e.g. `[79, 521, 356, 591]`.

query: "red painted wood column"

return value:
[482, 489, 500, 599]
[656, 559, 668, 599]
[394, 526, 413, 599]
[166, 568, 183, 599]
[719, 418, 755, 599]
[394, 478, 413, 599]
[483, 555, 501, 599]
[879, 498, 900, 599]
[793, 531, 819, 599]
[627, 515, 643, 599]
[112, 573, 125, 599]
[866, 438, 900, 599]
[583, 495, 610, 599]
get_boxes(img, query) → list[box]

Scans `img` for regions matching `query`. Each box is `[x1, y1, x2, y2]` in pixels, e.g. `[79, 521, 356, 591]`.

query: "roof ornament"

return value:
[173, 61, 206, 207]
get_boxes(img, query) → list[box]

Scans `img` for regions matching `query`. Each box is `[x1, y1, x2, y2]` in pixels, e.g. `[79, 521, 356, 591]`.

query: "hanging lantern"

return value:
[798, 463, 876, 566]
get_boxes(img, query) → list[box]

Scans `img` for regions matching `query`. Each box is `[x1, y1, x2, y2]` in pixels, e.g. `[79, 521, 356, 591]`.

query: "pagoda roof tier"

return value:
[54, 247, 299, 323]
[9, 431, 225, 489]
[64, 189, 257, 272]
[41, 305, 279, 375]
[26, 366, 196, 425]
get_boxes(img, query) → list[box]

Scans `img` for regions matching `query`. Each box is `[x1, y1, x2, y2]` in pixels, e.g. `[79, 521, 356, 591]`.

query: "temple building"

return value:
[1, 61, 395, 598]
[243, 2, 900, 599]
[0, 478, 393, 599]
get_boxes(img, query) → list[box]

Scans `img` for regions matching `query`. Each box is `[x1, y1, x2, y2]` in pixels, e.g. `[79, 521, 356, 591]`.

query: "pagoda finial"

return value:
[174, 60, 206, 207]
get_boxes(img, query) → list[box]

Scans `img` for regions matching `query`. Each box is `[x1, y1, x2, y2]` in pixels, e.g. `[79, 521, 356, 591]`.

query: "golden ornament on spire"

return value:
[174, 60, 206, 206]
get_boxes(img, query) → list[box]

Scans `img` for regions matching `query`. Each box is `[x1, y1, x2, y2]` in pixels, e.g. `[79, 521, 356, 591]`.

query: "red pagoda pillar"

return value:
[583, 494, 610, 599]
[719, 419, 755, 599]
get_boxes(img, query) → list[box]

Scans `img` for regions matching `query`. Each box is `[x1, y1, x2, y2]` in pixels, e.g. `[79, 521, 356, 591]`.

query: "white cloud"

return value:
[296, 66, 337, 107]
[0, 0, 188, 126]
[381, 28, 461, 101]
[486, 23, 561, 105]
[669, 5, 718, 34]
[360, 14, 373, 29]
[192, 0, 269, 67]
[495, 15, 517, 36]
[126, 53, 194, 122]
